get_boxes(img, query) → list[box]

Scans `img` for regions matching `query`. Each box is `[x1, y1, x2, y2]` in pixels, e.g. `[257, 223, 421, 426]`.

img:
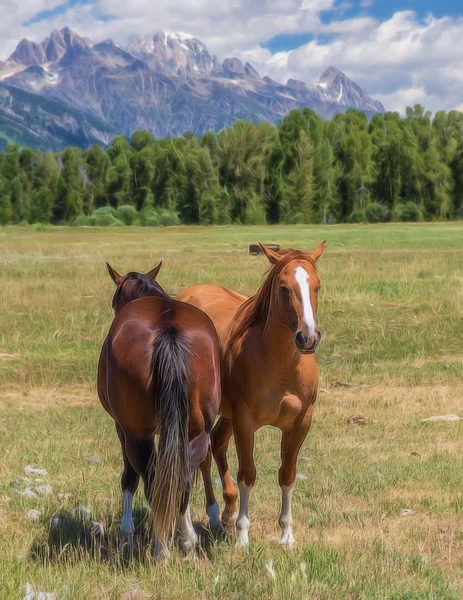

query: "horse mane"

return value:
[227, 249, 316, 349]
[112, 272, 169, 311]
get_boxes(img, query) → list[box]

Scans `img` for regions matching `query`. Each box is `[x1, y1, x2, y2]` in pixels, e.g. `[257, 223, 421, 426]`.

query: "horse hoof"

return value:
[209, 521, 225, 539]
[118, 535, 134, 555]
[279, 535, 296, 548]
[221, 510, 238, 530]
[235, 536, 249, 548]
[154, 541, 170, 565]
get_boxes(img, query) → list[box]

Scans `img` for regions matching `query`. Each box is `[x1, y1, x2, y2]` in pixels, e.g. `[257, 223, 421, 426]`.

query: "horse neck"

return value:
[115, 284, 168, 313]
[231, 293, 299, 369]
[260, 310, 300, 367]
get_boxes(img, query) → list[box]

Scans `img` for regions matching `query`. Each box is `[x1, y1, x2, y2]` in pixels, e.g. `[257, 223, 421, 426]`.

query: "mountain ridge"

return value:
[0, 27, 385, 150]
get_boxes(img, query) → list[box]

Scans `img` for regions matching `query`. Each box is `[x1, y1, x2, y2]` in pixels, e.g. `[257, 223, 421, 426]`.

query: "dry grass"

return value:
[0, 223, 462, 599]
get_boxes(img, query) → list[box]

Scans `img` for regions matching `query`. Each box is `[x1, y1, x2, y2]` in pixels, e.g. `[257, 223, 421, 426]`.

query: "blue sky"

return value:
[1, 0, 463, 113]
[264, 0, 462, 52]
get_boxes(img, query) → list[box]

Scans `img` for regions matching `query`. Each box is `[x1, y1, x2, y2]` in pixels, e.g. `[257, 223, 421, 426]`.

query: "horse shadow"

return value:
[29, 506, 224, 567]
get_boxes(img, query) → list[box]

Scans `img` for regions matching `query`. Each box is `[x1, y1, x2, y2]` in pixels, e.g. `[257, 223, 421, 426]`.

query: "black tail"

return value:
[149, 326, 190, 549]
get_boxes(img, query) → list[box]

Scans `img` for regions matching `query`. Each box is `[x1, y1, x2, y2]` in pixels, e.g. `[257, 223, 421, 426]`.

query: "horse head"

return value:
[259, 241, 326, 354]
[106, 262, 164, 312]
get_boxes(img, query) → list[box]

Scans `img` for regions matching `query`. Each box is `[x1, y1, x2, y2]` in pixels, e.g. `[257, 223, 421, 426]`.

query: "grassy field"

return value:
[0, 223, 462, 599]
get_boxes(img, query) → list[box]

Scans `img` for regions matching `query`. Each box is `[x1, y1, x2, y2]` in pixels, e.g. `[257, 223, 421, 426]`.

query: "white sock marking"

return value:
[294, 266, 316, 334]
[179, 505, 197, 555]
[279, 485, 295, 546]
[236, 482, 251, 547]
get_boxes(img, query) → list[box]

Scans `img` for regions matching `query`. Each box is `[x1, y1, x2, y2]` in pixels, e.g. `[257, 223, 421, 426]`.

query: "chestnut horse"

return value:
[177, 242, 325, 546]
[97, 263, 220, 561]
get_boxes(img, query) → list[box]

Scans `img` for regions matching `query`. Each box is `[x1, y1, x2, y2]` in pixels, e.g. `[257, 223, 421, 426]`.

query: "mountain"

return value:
[0, 83, 116, 152]
[0, 28, 385, 150]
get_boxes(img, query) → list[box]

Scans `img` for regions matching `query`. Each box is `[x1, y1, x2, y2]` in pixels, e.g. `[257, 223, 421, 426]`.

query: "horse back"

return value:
[177, 284, 247, 348]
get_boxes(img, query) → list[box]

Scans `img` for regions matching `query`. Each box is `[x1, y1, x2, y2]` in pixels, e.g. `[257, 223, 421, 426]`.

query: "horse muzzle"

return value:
[294, 330, 321, 354]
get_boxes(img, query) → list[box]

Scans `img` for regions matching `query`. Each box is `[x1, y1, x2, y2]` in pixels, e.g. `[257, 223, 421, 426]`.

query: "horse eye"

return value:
[280, 286, 291, 301]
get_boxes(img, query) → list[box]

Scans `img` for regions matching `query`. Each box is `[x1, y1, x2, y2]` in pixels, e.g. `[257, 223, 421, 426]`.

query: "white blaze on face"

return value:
[294, 266, 316, 334]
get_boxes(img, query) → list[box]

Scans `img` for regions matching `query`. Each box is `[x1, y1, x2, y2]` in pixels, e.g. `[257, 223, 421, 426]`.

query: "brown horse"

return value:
[177, 241, 325, 546]
[97, 262, 221, 561]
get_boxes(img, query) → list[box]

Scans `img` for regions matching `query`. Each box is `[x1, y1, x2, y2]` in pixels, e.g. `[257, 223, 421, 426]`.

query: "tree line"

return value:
[0, 105, 462, 226]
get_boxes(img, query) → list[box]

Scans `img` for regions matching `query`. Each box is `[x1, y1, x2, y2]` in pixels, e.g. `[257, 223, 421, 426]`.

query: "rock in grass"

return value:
[84, 457, 102, 465]
[347, 414, 368, 426]
[421, 414, 461, 422]
[296, 474, 308, 481]
[13, 484, 39, 499]
[33, 485, 53, 497]
[23, 582, 60, 600]
[123, 590, 152, 600]
[57, 493, 72, 501]
[24, 465, 48, 477]
[90, 519, 105, 537]
[400, 509, 415, 517]
[76, 505, 92, 520]
[26, 509, 42, 521]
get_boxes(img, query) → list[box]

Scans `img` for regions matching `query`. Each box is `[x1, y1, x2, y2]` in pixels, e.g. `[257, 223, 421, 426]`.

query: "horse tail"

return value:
[149, 325, 190, 549]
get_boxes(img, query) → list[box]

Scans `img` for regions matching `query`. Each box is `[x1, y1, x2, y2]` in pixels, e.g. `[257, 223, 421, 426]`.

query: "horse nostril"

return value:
[295, 331, 306, 348]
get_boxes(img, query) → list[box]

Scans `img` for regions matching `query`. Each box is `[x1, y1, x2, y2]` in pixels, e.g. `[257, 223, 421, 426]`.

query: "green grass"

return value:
[0, 222, 462, 599]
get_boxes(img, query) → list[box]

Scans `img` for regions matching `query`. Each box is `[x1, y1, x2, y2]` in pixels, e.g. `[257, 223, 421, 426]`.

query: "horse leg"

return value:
[123, 434, 165, 560]
[199, 447, 222, 536]
[233, 408, 256, 547]
[278, 404, 314, 547]
[116, 424, 140, 551]
[176, 430, 209, 558]
[211, 416, 237, 529]
[178, 489, 197, 559]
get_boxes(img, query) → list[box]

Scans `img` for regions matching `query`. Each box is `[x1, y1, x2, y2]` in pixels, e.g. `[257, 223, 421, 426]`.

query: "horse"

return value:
[97, 262, 221, 561]
[177, 241, 326, 546]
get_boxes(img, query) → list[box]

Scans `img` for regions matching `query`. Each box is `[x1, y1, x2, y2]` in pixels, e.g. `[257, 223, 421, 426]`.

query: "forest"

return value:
[0, 104, 462, 226]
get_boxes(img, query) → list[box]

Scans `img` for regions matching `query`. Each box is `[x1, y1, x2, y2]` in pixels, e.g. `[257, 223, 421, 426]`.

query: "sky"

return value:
[0, 0, 462, 114]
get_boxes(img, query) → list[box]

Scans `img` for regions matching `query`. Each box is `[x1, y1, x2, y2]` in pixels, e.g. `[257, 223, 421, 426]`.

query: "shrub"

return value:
[366, 202, 390, 223]
[393, 202, 423, 222]
[158, 210, 181, 227]
[116, 204, 138, 225]
[93, 213, 119, 227]
[145, 213, 161, 227]
[139, 209, 160, 226]
[110, 218, 124, 227]
[72, 215, 90, 227]
[290, 212, 305, 225]
[92, 206, 117, 218]
[349, 209, 368, 224]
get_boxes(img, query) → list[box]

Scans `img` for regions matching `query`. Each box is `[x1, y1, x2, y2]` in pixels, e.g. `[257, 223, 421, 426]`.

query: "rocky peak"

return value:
[127, 32, 214, 76]
[222, 57, 245, 78]
[9, 39, 46, 66]
[318, 66, 344, 86]
[317, 66, 384, 112]
[43, 30, 67, 62]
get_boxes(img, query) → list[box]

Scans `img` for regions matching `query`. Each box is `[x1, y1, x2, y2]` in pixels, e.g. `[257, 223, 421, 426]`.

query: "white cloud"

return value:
[0, 1, 461, 114]
[235, 11, 463, 113]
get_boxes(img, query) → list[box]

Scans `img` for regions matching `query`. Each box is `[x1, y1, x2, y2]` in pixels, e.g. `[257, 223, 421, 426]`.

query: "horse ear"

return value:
[310, 240, 327, 262]
[146, 261, 162, 281]
[258, 243, 280, 265]
[106, 262, 122, 286]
